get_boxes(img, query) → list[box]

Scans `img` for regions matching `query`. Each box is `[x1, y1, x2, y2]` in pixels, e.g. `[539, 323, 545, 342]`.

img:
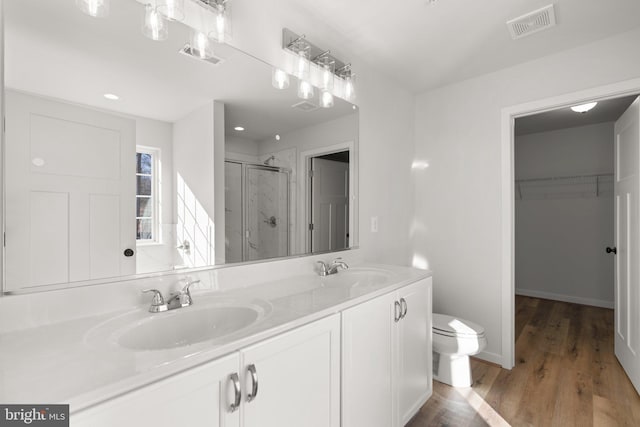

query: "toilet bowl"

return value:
[432, 313, 487, 388]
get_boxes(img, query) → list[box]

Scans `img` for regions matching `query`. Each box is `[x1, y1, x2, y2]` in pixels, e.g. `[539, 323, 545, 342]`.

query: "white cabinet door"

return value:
[342, 291, 396, 427]
[241, 314, 341, 427]
[397, 278, 433, 426]
[342, 279, 433, 427]
[71, 353, 241, 427]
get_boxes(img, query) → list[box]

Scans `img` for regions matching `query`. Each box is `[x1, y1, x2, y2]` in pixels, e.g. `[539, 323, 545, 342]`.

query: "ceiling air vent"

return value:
[292, 101, 318, 112]
[506, 4, 556, 40]
[179, 44, 224, 66]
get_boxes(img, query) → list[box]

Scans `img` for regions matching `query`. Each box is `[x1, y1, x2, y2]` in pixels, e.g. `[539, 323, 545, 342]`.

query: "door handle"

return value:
[228, 372, 241, 413]
[394, 300, 401, 322]
[246, 364, 259, 402]
[400, 298, 408, 319]
[606, 246, 617, 255]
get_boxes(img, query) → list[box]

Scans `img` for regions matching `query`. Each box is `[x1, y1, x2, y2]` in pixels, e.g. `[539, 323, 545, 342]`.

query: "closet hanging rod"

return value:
[515, 173, 613, 183]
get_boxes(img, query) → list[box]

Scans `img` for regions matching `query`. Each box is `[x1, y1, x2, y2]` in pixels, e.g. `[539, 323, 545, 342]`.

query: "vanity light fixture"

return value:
[76, 0, 109, 18]
[272, 68, 290, 90]
[156, 0, 185, 21]
[234, 126, 245, 131]
[297, 80, 315, 100]
[103, 93, 120, 100]
[142, 4, 168, 41]
[320, 90, 334, 108]
[200, 0, 230, 43]
[282, 29, 355, 104]
[571, 102, 598, 113]
[190, 29, 214, 60]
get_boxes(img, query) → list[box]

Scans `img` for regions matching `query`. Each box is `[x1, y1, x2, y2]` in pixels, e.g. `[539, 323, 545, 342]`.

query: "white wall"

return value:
[225, 135, 259, 163]
[412, 28, 640, 364]
[173, 102, 216, 268]
[515, 123, 614, 307]
[134, 117, 175, 274]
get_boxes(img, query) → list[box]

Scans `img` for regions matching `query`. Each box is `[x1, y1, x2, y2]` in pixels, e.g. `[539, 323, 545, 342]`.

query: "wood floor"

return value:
[407, 296, 640, 426]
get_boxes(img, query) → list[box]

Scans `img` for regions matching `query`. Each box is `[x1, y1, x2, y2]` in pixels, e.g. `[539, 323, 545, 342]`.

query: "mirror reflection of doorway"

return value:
[309, 151, 350, 253]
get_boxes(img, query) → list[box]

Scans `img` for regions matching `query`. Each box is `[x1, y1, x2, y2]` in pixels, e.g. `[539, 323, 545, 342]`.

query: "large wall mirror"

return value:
[3, 0, 358, 293]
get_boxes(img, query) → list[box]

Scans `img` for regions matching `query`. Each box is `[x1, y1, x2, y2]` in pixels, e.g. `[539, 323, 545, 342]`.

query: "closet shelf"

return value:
[515, 173, 613, 200]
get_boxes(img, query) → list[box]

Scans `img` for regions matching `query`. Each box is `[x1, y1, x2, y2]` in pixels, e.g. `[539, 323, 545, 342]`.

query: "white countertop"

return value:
[0, 263, 430, 413]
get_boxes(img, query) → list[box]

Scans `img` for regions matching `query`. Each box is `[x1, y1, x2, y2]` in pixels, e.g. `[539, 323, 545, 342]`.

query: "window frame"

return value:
[135, 146, 161, 245]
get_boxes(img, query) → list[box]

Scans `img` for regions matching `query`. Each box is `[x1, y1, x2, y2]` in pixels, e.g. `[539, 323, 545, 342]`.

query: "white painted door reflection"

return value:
[310, 156, 349, 253]
[4, 90, 136, 290]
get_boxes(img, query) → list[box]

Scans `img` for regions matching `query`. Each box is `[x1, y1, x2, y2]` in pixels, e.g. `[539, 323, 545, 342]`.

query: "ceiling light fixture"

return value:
[156, 0, 185, 22]
[104, 93, 119, 100]
[234, 126, 245, 131]
[142, 4, 168, 41]
[76, 0, 109, 18]
[571, 102, 598, 113]
[275, 134, 281, 141]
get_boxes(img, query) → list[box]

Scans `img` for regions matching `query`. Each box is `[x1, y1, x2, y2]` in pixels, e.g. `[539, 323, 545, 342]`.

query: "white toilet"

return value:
[432, 313, 487, 387]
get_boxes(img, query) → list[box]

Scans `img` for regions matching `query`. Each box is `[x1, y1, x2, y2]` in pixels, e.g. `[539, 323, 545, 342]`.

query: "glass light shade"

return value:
[290, 40, 310, 81]
[317, 56, 335, 91]
[272, 68, 290, 90]
[142, 5, 168, 41]
[343, 74, 356, 101]
[297, 80, 314, 100]
[320, 90, 334, 108]
[76, 0, 109, 18]
[190, 30, 215, 60]
[208, 3, 229, 43]
[157, 0, 185, 22]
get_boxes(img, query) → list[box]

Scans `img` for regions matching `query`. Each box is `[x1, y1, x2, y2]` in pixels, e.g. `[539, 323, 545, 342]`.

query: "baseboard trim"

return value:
[516, 288, 613, 309]
[474, 350, 503, 366]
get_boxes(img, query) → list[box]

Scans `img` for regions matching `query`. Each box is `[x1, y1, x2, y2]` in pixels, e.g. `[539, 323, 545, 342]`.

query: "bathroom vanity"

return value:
[0, 263, 431, 427]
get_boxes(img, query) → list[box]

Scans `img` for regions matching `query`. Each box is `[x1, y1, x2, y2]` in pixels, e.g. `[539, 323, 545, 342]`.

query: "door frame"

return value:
[500, 77, 640, 369]
[299, 141, 355, 254]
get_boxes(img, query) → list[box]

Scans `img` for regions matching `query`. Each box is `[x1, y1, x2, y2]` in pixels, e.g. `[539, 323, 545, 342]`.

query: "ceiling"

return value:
[4, 0, 355, 141]
[287, 0, 640, 92]
[515, 95, 638, 135]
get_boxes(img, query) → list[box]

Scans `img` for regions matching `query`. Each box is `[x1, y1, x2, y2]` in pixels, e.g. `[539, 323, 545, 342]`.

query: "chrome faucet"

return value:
[316, 258, 349, 276]
[142, 279, 200, 313]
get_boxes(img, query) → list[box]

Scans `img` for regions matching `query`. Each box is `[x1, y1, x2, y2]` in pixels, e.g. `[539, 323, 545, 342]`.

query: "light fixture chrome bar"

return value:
[282, 28, 348, 74]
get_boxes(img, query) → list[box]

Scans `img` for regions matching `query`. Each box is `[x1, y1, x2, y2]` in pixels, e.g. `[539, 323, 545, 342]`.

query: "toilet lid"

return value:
[432, 313, 485, 338]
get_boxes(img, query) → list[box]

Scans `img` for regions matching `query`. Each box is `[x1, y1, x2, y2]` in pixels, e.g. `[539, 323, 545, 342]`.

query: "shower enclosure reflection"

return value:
[225, 161, 291, 262]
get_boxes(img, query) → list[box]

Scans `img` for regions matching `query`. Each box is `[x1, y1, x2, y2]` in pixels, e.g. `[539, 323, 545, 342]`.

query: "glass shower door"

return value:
[245, 165, 290, 261]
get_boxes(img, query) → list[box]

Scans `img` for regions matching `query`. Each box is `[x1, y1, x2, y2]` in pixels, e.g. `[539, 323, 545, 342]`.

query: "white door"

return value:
[310, 157, 349, 252]
[614, 96, 640, 394]
[397, 278, 432, 425]
[241, 315, 341, 427]
[72, 353, 241, 427]
[5, 90, 136, 290]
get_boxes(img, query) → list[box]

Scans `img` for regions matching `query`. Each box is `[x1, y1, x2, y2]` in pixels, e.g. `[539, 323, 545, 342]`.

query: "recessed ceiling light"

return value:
[571, 102, 597, 113]
[104, 93, 119, 100]
[275, 134, 281, 141]
[234, 126, 245, 131]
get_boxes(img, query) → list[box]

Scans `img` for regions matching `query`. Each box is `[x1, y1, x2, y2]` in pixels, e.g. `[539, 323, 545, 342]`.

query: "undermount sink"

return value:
[86, 297, 272, 351]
